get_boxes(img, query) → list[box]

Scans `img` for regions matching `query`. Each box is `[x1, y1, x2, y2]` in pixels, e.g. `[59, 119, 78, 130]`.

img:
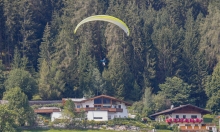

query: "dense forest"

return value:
[1, 0, 220, 115]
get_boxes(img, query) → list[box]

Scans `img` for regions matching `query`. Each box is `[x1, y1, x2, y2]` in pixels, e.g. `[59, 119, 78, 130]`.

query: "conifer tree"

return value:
[38, 59, 65, 100]
[205, 62, 220, 100]
[200, 4, 220, 71]
[152, 8, 184, 83]
[38, 23, 52, 65]
[0, 60, 5, 99]
[181, 10, 208, 107]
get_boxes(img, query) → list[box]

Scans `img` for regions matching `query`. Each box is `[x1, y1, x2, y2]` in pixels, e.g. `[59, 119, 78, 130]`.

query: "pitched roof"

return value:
[63, 95, 132, 106]
[150, 104, 211, 117]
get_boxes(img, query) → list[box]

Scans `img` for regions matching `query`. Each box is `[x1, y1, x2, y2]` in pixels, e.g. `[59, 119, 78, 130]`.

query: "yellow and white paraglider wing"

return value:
[74, 15, 130, 36]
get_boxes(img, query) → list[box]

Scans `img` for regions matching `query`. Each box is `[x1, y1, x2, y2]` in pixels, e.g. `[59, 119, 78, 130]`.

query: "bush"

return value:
[172, 124, 180, 132]
[44, 120, 49, 125]
[107, 120, 115, 127]
[151, 122, 171, 130]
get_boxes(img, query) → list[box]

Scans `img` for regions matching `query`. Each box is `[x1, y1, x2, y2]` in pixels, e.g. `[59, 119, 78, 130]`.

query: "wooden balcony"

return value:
[179, 125, 211, 132]
[75, 107, 123, 112]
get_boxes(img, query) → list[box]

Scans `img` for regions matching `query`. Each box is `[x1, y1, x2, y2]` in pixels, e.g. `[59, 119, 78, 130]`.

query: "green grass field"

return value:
[156, 130, 172, 132]
[22, 129, 117, 132]
[23, 129, 172, 132]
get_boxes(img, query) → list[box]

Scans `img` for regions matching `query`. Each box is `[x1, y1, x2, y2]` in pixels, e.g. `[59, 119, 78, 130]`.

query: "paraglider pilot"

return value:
[100, 58, 106, 66]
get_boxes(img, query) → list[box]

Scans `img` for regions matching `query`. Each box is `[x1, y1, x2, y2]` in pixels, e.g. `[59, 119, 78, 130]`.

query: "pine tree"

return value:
[205, 62, 220, 99]
[152, 8, 184, 83]
[199, 4, 220, 71]
[38, 23, 52, 66]
[181, 10, 208, 107]
[38, 59, 65, 100]
[91, 68, 106, 95]
[0, 60, 5, 99]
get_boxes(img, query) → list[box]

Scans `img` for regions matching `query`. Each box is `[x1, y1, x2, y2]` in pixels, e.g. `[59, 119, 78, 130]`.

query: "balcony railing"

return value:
[166, 118, 203, 124]
[75, 107, 123, 112]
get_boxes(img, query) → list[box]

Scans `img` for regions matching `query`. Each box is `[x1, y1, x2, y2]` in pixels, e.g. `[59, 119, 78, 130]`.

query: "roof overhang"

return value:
[80, 95, 132, 106]
[150, 104, 211, 117]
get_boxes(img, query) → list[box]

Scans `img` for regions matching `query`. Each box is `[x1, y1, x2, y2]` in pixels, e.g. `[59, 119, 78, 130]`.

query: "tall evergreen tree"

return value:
[199, 4, 220, 72]
[38, 59, 65, 100]
[205, 62, 220, 100]
[152, 8, 184, 83]
[0, 60, 5, 99]
[181, 10, 208, 107]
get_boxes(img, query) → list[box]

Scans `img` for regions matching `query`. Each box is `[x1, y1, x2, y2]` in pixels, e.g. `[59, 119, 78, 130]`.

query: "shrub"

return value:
[44, 120, 49, 125]
[107, 120, 115, 127]
[151, 121, 170, 130]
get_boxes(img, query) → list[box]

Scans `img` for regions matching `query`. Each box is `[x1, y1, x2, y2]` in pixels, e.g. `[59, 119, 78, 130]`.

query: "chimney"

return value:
[171, 105, 174, 109]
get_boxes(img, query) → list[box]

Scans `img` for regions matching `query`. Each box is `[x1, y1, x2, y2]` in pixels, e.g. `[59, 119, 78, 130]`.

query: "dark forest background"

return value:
[1, 0, 220, 115]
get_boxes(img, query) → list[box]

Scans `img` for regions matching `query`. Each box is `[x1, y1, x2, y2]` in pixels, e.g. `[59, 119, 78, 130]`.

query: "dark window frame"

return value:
[191, 115, 197, 118]
[176, 115, 179, 118]
[93, 117, 103, 119]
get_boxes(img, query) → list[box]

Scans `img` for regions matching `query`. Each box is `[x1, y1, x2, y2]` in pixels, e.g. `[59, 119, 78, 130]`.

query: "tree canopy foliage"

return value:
[3, 87, 35, 126]
[0, 0, 220, 113]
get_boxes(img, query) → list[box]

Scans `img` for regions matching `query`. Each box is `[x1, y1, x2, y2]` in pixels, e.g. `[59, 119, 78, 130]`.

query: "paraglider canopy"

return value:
[74, 15, 130, 36]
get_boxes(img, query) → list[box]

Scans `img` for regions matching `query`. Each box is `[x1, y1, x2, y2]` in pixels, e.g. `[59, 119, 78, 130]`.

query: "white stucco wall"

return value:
[72, 97, 130, 121]
[51, 112, 62, 122]
[171, 113, 201, 119]
[81, 100, 94, 108]
[87, 111, 108, 121]
[159, 113, 203, 127]
[107, 102, 128, 119]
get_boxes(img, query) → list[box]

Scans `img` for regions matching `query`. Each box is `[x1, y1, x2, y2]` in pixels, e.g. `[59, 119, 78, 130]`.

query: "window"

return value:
[94, 98, 102, 104]
[114, 105, 117, 108]
[77, 105, 80, 108]
[108, 116, 111, 120]
[183, 115, 186, 118]
[103, 98, 110, 104]
[176, 115, 179, 118]
[93, 117, 103, 119]
[86, 105, 89, 108]
[118, 105, 121, 108]
[191, 115, 197, 118]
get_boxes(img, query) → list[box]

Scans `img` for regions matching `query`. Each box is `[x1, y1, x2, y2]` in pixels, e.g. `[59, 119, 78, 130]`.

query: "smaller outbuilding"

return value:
[34, 107, 62, 122]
